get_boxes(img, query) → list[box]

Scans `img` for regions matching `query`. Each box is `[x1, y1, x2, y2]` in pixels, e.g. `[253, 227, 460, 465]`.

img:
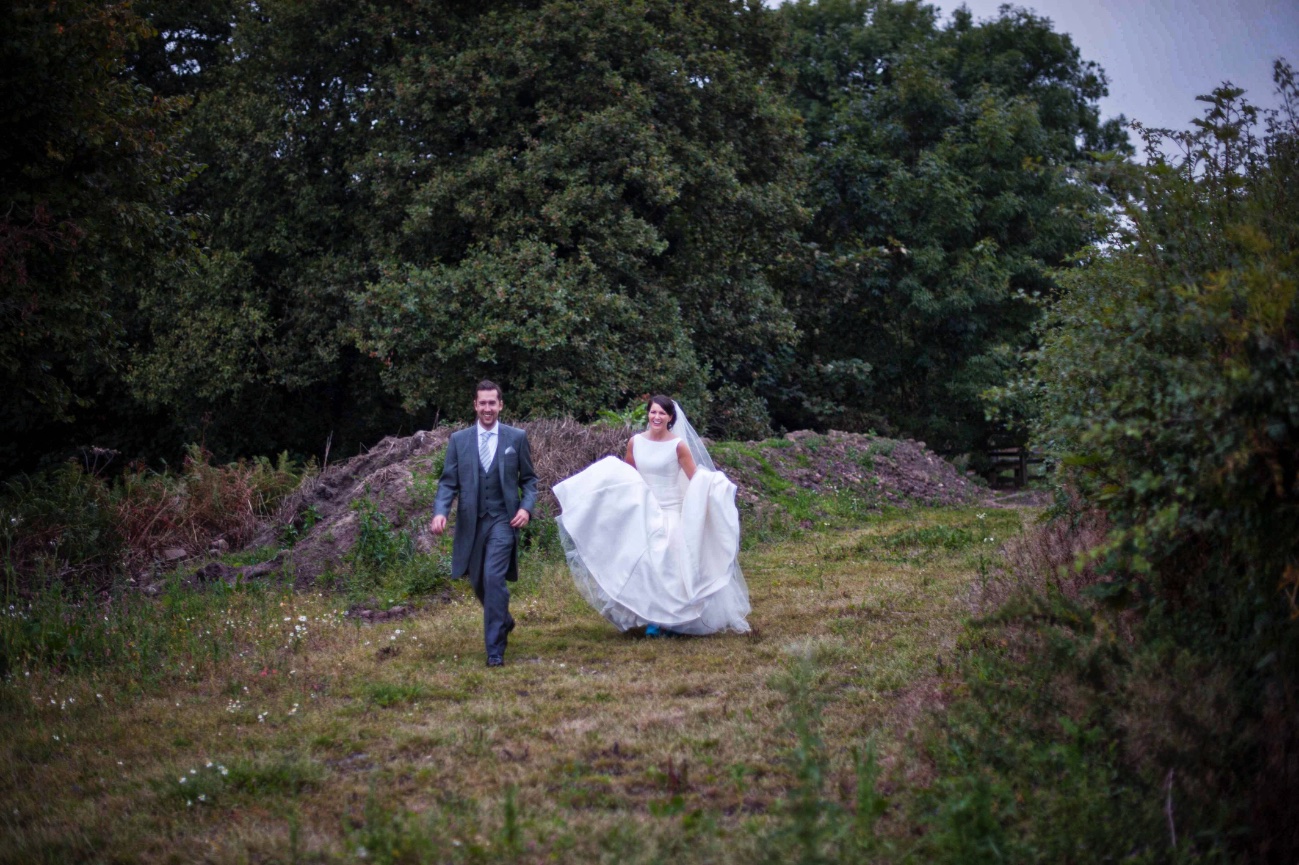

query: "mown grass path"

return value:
[1, 505, 1029, 864]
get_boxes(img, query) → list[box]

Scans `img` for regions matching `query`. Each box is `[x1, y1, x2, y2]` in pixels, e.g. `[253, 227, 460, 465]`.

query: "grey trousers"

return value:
[468, 514, 515, 660]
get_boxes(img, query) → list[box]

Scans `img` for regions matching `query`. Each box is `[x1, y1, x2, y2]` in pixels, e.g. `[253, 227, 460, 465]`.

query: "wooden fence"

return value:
[986, 448, 1046, 488]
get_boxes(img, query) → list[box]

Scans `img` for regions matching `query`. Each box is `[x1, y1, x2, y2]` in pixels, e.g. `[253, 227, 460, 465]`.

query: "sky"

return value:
[931, 0, 1298, 142]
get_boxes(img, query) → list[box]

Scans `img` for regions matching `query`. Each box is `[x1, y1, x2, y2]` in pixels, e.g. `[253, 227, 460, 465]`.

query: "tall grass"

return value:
[0, 447, 317, 681]
[912, 509, 1247, 862]
[0, 572, 301, 684]
[2, 445, 311, 593]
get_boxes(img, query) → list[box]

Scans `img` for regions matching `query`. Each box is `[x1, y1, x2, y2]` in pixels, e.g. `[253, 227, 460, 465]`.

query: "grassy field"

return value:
[1, 504, 1029, 864]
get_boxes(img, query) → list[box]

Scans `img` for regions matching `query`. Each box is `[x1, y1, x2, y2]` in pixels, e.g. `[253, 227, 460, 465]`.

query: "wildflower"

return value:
[298, 615, 307, 622]
[180, 777, 187, 784]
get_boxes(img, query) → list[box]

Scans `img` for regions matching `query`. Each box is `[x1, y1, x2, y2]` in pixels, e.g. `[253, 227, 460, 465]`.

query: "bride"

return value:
[553, 395, 751, 635]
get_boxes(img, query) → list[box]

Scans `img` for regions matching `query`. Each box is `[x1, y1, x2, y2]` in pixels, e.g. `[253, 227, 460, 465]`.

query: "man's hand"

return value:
[429, 514, 447, 535]
[509, 509, 530, 529]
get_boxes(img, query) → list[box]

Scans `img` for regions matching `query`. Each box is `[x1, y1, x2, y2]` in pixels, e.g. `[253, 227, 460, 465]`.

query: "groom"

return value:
[430, 380, 538, 667]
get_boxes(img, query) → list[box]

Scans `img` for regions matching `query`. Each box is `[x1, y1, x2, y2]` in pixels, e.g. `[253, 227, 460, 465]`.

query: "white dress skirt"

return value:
[552, 434, 751, 635]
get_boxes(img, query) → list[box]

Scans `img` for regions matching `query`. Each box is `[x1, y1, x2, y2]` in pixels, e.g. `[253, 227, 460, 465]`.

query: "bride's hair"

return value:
[646, 394, 677, 429]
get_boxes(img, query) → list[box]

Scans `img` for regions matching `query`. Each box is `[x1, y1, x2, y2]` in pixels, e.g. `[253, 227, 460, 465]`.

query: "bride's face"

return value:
[647, 402, 673, 433]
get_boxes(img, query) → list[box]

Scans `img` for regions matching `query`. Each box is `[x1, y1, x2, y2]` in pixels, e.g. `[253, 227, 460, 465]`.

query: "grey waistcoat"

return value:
[478, 450, 506, 518]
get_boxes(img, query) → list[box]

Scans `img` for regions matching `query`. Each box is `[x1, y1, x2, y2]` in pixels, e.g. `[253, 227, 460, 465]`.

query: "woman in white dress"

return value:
[552, 396, 751, 636]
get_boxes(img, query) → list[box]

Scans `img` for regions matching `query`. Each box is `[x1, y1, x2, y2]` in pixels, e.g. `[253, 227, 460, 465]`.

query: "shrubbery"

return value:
[2, 446, 310, 592]
[943, 65, 1299, 859]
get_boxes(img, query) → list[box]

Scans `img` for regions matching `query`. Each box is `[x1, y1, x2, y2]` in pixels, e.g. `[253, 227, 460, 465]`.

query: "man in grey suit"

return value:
[430, 380, 538, 667]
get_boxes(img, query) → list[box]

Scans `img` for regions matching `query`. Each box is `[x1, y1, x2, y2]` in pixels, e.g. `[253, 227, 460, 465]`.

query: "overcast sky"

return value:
[776, 1, 1298, 148]
[948, 0, 1297, 138]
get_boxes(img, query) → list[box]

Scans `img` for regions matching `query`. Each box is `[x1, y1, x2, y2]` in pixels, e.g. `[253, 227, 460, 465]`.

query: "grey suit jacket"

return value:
[432, 423, 538, 581]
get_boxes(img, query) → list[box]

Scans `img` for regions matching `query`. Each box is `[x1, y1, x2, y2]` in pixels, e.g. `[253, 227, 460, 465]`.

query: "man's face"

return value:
[475, 390, 502, 429]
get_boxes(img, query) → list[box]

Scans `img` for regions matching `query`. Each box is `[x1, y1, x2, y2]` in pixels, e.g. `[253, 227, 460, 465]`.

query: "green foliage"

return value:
[364, 681, 432, 708]
[162, 755, 324, 808]
[1, 465, 122, 589]
[0, 573, 287, 684]
[352, 0, 806, 437]
[348, 496, 415, 573]
[1, 447, 311, 592]
[982, 65, 1299, 858]
[597, 402, 650, 430]
[877, 524, 975, 552]
[775, 0, 1128, 450]
[765, 650, 888, 863]
[0, 0, 200, 473]
[406, 449, 446, 512]
[1023, 73, 1298, 663]
[340, 491, 451, 605]
[119, 0, 806, 447]
[914, 582, 1242, 863]
[125, 0, 419, 459]
[279, 505, 321, 547]
[345, 788, 527, 865]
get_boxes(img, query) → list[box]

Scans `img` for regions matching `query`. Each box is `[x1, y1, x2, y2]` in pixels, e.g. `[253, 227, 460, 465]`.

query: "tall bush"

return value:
[1009, 64, 1298, 855]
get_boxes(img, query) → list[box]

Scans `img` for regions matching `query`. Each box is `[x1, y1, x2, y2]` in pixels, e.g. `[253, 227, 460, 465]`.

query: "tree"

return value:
[352, 0, 806, 436]
[129, 0, 806, 447]
[0, 0, 197, 472]
[128, 0, 418, 457]
[775, 0, 1127, 453]
[1013, 66, 1299, 855]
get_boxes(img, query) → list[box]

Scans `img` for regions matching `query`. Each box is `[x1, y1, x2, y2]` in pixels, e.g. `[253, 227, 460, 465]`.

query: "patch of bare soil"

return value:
[225, 423, 990, 585]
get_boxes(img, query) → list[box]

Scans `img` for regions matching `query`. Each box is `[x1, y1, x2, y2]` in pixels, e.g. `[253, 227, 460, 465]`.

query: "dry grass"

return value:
[115, 447, 306, 567]
[975, 505, 1110, 615]
[0, 505, 1032, 864]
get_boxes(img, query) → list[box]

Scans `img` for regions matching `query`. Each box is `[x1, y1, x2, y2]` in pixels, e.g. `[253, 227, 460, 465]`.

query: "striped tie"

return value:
[479, 431, 493, 472]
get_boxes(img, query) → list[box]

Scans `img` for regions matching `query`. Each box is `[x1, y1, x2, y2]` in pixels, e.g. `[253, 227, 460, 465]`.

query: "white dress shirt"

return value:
[477, 421, 499, 470]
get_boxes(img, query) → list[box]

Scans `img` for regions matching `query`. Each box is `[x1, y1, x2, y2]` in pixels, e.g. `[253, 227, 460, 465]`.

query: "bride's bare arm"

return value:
[677, 440, 697, 479]
[624, 437, 636, 468]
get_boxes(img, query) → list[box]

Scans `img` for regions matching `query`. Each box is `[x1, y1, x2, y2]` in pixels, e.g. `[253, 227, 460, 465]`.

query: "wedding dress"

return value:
[553, 422, 751, 635]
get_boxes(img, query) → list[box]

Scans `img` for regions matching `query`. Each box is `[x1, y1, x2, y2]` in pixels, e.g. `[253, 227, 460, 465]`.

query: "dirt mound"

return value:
[246, 420, 628, 583]
[234, 422, 985, 584]
[714, 430, 984, 515]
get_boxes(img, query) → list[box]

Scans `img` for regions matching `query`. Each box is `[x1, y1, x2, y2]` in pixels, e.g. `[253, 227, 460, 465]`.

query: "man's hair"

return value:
[475, 379, 503, 402]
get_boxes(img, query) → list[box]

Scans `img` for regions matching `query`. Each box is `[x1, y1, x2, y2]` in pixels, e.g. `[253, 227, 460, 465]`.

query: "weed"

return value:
[597, 401, 649, 430]
[279, 504, 321, 547]
[352, 497, 412, 570]
[407, 448, 447, 511]
[865, 439, 896, 458]
[1, 447, 312, 591]
[765, 650, 888, 863]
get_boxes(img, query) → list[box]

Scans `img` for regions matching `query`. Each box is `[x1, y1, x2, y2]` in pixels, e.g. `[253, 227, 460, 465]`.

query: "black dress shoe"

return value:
[486, 656, 504, 667]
